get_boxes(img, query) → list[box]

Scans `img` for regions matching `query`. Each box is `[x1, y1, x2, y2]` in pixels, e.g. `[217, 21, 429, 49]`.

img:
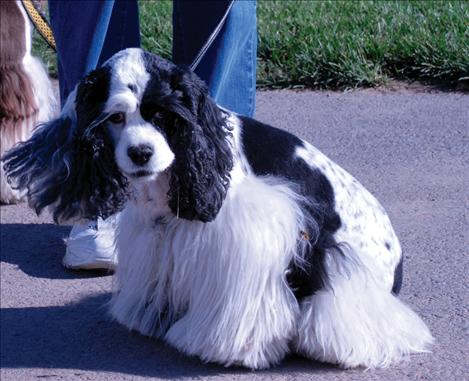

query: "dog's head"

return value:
[2, 48, 233, 223]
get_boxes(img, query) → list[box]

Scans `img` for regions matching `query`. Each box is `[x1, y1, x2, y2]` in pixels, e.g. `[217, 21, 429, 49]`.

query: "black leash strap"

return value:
[189, 0, 235, 71]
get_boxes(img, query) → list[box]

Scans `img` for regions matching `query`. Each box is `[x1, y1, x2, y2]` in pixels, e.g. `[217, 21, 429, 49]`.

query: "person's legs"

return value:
[48, 0, 139, 269]
[173, 0, 257, 117]
[47, 0, 255, 269]
[100, 0, 140, 68]
[49, 0, 140, 105]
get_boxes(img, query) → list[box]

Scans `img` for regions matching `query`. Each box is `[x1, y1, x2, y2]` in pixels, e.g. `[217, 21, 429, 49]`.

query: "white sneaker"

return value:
[63, 215, 118, 270]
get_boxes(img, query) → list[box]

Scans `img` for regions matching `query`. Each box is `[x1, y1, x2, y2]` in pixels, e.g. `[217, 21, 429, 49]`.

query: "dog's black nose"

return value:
[127, 144, 153, 166]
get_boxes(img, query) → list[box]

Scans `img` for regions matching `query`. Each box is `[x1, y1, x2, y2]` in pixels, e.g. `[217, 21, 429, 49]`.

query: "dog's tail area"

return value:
[295, 246, 434, 369]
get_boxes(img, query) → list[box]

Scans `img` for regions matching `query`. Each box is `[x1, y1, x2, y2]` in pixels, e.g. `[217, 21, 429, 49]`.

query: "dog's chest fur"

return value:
[112, 170, 306, 348]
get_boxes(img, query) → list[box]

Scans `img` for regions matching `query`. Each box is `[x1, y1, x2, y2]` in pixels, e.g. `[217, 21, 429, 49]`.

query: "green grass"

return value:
[257, 0, 469, 88]
[139, 0, 172, 59]
[32, 0, 469, 89]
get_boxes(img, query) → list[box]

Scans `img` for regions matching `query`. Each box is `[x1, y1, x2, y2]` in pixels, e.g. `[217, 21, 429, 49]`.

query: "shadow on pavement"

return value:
[1, 292, 337, 378]
[0, 223, 113, 279]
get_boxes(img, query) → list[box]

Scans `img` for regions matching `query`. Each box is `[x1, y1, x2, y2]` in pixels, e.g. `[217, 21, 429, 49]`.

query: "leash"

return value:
[21, 0, 56, 51]
[20, 0, 234, 71]
[188, 0, 235, 71]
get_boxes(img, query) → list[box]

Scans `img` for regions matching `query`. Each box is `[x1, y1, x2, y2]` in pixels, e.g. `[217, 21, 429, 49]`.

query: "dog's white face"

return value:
[106, 109, 174, 182]
[103, 49, 174, 182]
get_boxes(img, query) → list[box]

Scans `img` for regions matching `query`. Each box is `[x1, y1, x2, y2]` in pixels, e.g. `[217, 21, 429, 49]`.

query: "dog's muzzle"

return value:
[127, 144, 154, 166]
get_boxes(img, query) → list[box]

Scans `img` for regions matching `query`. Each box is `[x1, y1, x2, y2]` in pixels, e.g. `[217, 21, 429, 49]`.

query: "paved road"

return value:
[1, 89, 468, 381]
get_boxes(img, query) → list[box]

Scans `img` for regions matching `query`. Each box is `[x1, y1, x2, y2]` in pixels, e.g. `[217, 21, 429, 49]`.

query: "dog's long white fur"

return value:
[111, 173, 306, 369]
[109, 115, 433, 369]
[295, 249, 434, 368]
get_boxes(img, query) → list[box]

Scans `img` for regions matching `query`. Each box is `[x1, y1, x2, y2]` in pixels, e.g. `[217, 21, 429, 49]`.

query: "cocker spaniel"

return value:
[2, 48, 433, 369]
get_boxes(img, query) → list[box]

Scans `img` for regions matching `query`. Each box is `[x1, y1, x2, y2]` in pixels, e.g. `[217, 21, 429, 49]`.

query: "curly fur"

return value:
[2, 67, 128, 222]
[140, 63, 233, 222]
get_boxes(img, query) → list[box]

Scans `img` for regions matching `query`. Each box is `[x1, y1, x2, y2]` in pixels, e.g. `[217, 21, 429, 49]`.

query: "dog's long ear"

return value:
[2, 67, 128, 223]
[165, 66, 233, 222]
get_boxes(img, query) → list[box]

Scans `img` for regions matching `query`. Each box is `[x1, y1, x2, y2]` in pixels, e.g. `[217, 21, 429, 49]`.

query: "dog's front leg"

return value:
[164, 237, 298, 369]
[110, 201, 175, 338]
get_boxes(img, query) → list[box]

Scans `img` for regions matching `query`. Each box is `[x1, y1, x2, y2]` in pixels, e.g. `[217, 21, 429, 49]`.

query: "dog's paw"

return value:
[164, 314, 290, 369]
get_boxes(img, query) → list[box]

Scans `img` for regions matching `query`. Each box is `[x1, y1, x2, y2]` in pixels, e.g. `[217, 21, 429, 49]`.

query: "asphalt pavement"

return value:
[1, 87, 468, 380]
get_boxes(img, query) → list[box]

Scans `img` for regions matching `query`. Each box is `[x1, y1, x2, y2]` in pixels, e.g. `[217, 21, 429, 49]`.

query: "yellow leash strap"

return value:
[21, 0, 56, 51]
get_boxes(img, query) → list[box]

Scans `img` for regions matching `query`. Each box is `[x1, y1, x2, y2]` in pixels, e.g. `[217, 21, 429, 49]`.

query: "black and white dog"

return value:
[3, 48, 433, 369]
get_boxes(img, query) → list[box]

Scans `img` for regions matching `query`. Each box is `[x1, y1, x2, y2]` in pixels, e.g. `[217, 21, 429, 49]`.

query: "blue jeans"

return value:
[49, 0, 140, 105]
[173, 0, 257, 117]
[49, 0, 257, 117]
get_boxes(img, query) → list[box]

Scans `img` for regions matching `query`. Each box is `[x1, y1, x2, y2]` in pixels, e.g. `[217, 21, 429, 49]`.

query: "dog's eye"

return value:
[108, 112, 125, 124]
[153, 111, 164, 121]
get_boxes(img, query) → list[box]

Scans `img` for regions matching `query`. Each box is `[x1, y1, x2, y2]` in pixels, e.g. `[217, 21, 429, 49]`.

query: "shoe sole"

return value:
[62, 259, 117, 271]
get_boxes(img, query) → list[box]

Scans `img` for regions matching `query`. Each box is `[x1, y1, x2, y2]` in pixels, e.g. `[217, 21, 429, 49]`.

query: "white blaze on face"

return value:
[105, 48, 150, 115]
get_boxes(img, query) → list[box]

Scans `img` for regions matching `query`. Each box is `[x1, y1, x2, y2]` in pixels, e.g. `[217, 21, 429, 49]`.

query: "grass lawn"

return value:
[33, 0, 469, 89]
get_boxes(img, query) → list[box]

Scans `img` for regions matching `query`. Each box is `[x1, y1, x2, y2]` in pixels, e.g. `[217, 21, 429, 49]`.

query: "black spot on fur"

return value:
[392, 256, 403, 295]
[239, 116, 342, 299]
[385, 241, 391, 250]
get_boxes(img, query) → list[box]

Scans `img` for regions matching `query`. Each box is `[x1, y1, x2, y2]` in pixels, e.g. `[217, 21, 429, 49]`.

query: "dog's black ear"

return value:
[2, 67, 127, 223]
[166, 66, 233, 222]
